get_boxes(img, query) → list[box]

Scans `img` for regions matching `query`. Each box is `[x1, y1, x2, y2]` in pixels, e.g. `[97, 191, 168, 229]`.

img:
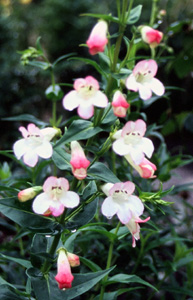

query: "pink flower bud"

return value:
[55, 249, 74, 289]
[18, 186, 42, 202]
[70, 141, 90, 180]
[67, 252, 80, 267]
[86, 20, 108, 55]
[140, 26, 163, 48]
[112, 91, 130, 118]
[125, 156, 157, 179]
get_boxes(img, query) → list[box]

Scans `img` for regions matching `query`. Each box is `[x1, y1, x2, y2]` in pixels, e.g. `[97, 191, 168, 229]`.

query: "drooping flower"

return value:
[112, 119, 154, 165]
[126, 156, 157, 179]
[126, 59, 165, 100]
[101, 181, 144, 224]
[55, 249, 80, 290]
[32, 176, 80, 217]
[112, 91, 130, 118]
[140, 26, 163, 48]
[125, 215, 150, 247]
[70, 141, 90, 180]
[13, 124, 58, 167]
[18, 186, 42, 202]
[62, 76, 108, 119]
[86, 20, 108, 55]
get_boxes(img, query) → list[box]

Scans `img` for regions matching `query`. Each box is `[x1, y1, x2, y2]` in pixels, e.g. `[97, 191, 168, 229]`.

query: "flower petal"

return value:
[140, 137, 154, 158]
[23, 151, 38, 167]
[63, 91, 80, 111]
[77, 104, 94, 119]
[125, 74, 139, 92]
[60, 191, 80, 208]
[101, 183, 114, 196]
[50, 202, 64, 217]
[117, 205, 132, 224]
[112, 138, 131, 156]
[149, 78, 165, 96]
[32, 193, 51, 214]
[13, 139, 28, 159]
[128, 149, 144, 165]
[36, 141, 53, 159]
[127, 195, 144, 216]
[101, 196, 118, 218]
[138, 84, 152, 100]
[91, 91, 108, 108]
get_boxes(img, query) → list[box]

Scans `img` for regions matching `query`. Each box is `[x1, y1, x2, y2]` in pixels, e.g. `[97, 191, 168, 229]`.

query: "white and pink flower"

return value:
[55, 249, 80, 290]
[70, 141, 90, 180]
[112, 91, 130, 118]
[13, 123, 57, 167]
[62, 76, 108, 119]
[126, 215, 150, 247]
[140, 25, 163, 48]
[126, 156, 157, 179]
[112, 119, 154, 165]
[101, 181, 144, 224]
[86, 20, 108, 55]
[32, 176, 80, 217]
[126, 59, 165, 100]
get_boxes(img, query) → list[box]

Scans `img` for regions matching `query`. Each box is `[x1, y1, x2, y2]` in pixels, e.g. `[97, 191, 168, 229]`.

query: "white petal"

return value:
[112, 139, 130, 156]
[60, 191, 80, 208]
[139, 137, 154, 158]
[127, 195, 144, 216]
[36, 142, 53, 159]
[91, 91, 108, 108]
[101, 183, 114, 196]
[77, 104, 94, 119]
[125, 74, 139, 92]
[150, 78, 165, 96]
[128, 148, 144, 165]
[112, 130, 122, 140]
[101, 196, 118, 218]
[63, 91, 80, 111]
[13, 139, 28, 159]
[41, 127, 58, 141]
[117, 205, 132, 224]
[23, 151, 38, 167]
[32, 193, 51, 214]
[138, 84, 152, 100]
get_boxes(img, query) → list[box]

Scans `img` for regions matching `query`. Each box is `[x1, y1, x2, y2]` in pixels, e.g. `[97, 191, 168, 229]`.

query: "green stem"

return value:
[99, 222, 121, 300]
[150, 0, 158, 27]
[41, 234, 61, 274]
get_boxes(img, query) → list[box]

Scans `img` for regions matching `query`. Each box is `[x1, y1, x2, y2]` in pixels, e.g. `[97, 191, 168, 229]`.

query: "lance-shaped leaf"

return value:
[87, 162, 120, 183]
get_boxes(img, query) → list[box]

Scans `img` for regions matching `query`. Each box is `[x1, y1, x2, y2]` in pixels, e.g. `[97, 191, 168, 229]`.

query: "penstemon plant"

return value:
[1, 1, 192, 300]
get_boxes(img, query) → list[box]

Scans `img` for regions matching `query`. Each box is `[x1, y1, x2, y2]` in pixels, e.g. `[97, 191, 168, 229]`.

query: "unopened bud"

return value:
[18, 186, 42, 202]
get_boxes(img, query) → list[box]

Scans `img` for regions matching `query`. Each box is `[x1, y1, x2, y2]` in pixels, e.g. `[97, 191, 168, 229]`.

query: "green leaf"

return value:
[66, 198, 98, 229]
[87, 162, 120, 183]
[107, 274, 158, 291]
[53, 53, 76, 67]
[0, 253, 32, 269]
[126, 5, 142, 24]
[68, 57, 107, 77]
[35, 36, 44, 54]
[55, 120, 102, 147]
[80, 13, 119, 24]
[27, 268, 50, 300]
[28, 61, 51, 70]
[80, 226, 116, 241]
[52, 147, 71, 171]
[0, 285, 28, 300]
[0, 197, 61, 234]
[79, 256, 102, 272]
[2, 114, 48, 126]
[45, 85, 64, 102]
[48, 267, 116, 300]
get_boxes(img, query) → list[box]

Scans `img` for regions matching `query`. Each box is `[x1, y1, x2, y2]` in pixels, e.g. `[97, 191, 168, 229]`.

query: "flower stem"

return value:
[99, 222, 121, 300]
[150, 0, 158, 27]
[41, 233, 61, 274]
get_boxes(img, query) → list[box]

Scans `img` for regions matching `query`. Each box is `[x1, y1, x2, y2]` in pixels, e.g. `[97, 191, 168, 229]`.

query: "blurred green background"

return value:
[0, 0, 193, 152]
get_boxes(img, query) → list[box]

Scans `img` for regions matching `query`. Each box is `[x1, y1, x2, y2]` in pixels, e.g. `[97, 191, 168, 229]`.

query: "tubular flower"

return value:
[32, 176, 80, 217]
[112, 91, 130, 118]
[126, 156, 157, 179]
[126, 59, 165, 100]
[62, 76, 108, 119]
[101, 181, 144, 224]
[18, 186, 42, 202]
[125, 215, 150, 247]
[112, 119, 154, 165]
[13, 123, 57, 167]
[86, 20, 108, 55]
[70, 141, 90, 180]
[55, 249, 80, 290]
[140, 25, 163, 48]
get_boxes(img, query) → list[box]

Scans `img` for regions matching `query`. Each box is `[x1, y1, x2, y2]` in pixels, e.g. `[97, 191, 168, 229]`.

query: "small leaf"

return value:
[45, 85, 64, 102]
[55, 120, 102, 147]
[87, 162, 120, 183]
[126, 5, 142, 24]
[52, 147, 71, 171]
[79, 256, 102, 272]
[53, 53, 76, 67]
[2, 114, 48, 126]
[68, 57, 107, 77]
[28, 61, 51, 70]
[0, 253, 32, 269]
